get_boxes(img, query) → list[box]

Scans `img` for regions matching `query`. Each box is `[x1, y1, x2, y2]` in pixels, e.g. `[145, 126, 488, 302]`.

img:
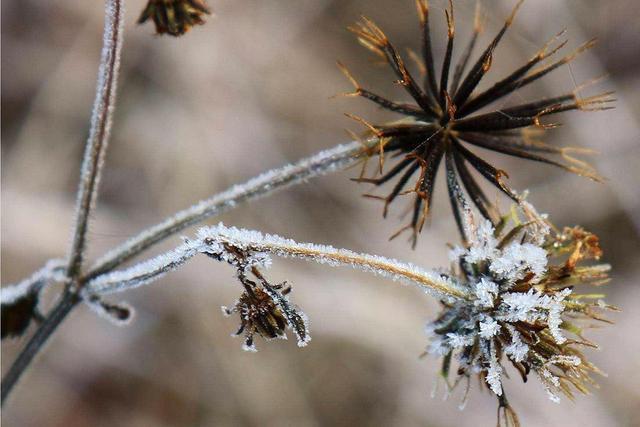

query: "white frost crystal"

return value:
[479, 316, 501, 339]
[503, 325, 529, 363]
[486, 342, 503, 396]
[474, 278, 499, 308]
[489, 241, 548, 285]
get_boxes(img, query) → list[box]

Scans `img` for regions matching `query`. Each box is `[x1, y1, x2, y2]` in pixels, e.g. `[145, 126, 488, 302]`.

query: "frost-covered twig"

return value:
[85, 240, 202, 295]
[85, 223, 468, 301]
[198, 225, 469, 300]
[83, 223, 466, 352]
[0, 259, 66, 307]
[86, 139, 373, 280]
[67, 0, 125, 281]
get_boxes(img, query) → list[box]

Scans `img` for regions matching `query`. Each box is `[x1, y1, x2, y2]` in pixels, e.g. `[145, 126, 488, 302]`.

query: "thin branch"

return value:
[197, 224, 469, 300]
[85, 139, 373, 281]
[85, 223, 469, 301]
[67, 0, 125, 281]
[85, 240, 201, 295]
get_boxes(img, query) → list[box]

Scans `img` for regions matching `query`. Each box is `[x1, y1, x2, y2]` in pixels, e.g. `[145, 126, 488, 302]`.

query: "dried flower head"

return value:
[138, 0, 211, 36]
[425, 206, 616, 424]
[340, 0, 613, 245]
[204, 239, 310, 351]
[222, 278, 309, 352]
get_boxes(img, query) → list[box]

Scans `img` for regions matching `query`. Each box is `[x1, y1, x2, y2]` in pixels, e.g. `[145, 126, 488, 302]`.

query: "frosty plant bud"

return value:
[425, 204, 616, 425]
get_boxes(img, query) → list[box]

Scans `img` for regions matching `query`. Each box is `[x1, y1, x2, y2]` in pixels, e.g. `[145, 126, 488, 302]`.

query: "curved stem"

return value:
[84, 223, 469, 301]
[200, 227, 469, 300]
[67, 0, 124, 281]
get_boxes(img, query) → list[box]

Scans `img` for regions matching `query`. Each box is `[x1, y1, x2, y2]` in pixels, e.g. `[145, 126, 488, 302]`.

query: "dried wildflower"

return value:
[205, 241, 310, 351]
[222, 277, 310, 352]
[425, 207, 616, 424]
[340, 0, 613, 245]
[138, 0, 211, 36]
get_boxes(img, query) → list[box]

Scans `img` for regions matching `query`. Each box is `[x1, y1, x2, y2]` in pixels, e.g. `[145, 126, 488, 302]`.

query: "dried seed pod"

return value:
[223, 277, 310, 352]
[340, 1, 612, 245]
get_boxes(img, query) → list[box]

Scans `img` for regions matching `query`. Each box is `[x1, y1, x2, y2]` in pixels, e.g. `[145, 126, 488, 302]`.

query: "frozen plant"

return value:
[425, 206, 616, 425]
[1, 1, 618, 426]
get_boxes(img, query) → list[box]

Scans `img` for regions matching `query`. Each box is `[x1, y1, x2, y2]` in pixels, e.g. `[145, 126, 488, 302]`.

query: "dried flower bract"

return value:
[138, 0, 211, 36]
[341, 0, 613, 245]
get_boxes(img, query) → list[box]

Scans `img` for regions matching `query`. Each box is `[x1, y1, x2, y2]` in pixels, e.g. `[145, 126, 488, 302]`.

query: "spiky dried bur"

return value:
[204, 240, 310, 352]
[425, 206, 616, 425]
[138, 0, 211, 36]
[340, 0, 613, 245]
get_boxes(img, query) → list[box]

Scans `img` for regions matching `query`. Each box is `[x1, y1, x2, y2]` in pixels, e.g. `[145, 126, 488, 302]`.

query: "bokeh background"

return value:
[2, 0, 640, 426]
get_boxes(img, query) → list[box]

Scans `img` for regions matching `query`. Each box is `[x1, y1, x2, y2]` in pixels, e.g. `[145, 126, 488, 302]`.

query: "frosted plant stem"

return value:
[195, 225, 470, 300]
[84, 140, 370, 281]
[67, 0, 124, 281]
[1, 0, 124, 406]
[243, 241, 468, 299]
[85, 223, 469, 301]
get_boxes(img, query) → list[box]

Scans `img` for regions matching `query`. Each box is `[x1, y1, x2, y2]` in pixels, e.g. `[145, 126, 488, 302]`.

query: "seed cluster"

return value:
[342, 0, 612, 245]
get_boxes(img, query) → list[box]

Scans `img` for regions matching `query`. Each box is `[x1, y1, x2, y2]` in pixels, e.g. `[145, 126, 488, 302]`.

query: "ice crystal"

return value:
[474, 277, 499, 308]
[479, 316, 500, 339]
[489, 241, 548, 284]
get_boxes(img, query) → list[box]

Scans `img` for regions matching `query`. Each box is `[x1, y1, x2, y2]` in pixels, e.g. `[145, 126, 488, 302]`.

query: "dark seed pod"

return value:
[340, 0, 613, 246]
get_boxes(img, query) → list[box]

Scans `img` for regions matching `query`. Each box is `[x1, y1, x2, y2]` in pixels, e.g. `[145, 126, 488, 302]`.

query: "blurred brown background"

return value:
[2, 0, 639, 426]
